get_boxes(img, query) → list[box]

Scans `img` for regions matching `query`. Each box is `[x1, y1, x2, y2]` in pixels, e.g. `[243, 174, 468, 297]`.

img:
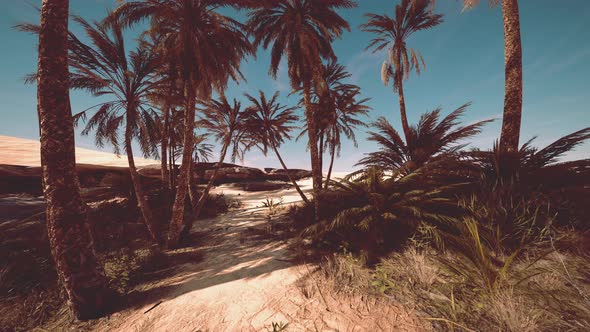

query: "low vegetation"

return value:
[5, 0, 588, 329]
[290, 112, 590, 330]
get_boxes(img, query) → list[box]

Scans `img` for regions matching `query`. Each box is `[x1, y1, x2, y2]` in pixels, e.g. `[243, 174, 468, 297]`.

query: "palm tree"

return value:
[324, 89, 370, 188]
[295, 61, 370, 188]
[247, 0, 356, 220]
[180, 96, 251, 240]
[70, 17, 162, 243]
[244, 90, 310, 203]
[359, 104, 493, 176]
[472, 127, 590, 186]
[425, 0, 522, 152]
[361, 0, 443, 141]
[304, 167, 462, 263]
[111, 0, 254, 248]
[35, 0, 111, 320]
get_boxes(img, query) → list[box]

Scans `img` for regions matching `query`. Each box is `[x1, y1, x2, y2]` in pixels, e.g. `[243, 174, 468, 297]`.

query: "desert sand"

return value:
[93, 180, 421, 332]
[0, 135, 156, 167]
[2, 134, 420, 331]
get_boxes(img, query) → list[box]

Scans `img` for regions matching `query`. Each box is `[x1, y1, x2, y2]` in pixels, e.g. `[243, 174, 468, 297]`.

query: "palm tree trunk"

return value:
[125, 114, 159, 244]
[303, 81, 322, 221]
[169, 138, 175, 189]
[324, 143, 336, 189]
[271, 142, 309, 203]
[319, 130, 324, 185]
[180, 142, 229, 240]
[394, 47, 411, 141]
[187, 156, 199, 214]
[167, 79, 196, 248]
[37, 0, 111, 320]
[499, 0, 523, 153]
[160, 103, 170, 190]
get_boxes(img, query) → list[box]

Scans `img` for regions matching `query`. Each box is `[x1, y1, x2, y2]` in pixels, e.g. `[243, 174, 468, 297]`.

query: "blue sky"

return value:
[1, 0, 589, 171]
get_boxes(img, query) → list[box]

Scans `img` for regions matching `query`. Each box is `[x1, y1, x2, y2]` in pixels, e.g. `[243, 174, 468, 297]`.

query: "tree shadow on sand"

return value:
[118, 204, 299, 313]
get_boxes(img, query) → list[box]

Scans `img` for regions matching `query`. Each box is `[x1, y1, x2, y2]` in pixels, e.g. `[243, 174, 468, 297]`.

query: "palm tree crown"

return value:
[247, 0, 356, 89]
[197, 96, 251, 162]
[112, 0, 253, 98]
[361, 0, 443, 89]
[70, 16, 161, 158]
[244, 90, 299, 153]
[359, 104, 493, 175]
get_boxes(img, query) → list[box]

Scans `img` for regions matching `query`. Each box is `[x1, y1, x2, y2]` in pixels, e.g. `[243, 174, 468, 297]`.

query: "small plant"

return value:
[371, 267, 395, 294]
[268, 321, 289, 332]
[262, 197, 284, 218]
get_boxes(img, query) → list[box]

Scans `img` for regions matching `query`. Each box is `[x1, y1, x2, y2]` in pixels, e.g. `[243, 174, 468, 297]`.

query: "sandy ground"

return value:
[0, 135, 155, 167]
[1, 134, 421, 330]
[94, 177, 424, 332]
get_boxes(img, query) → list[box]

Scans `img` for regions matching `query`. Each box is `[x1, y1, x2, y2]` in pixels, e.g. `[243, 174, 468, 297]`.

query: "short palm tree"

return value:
[305, 166, 462, 263]
[244, 90, 309, 203]
[32, 0, 112, 319]
[69, 16, 162, 243]
[111, 0, 254, 248]
[359, 104, 493, 177]
[180, 96, 251, 240]
[247, 0, 356, 219]
[361, 0, 443, 141]
[471, 127, 590, 186]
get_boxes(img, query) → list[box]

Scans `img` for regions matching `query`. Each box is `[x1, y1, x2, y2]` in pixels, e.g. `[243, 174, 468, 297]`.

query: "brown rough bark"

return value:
[499, 0, 523, 153]
[37, 0, 111, 320]
[394, 46, 411, 141]
[303, 81, 322, 220]
[125, 112, 159, 244]
[324, 143, 337, 189]
[181, 141, 230, 240]
[318, 130, 324, 185]
[161, 103, 170, 190]
[271, 143, 309, 203]
[167, 79, 196, 248]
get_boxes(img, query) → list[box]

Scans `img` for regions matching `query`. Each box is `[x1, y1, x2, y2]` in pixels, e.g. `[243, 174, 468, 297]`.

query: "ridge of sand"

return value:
[0, 135, 156, 167]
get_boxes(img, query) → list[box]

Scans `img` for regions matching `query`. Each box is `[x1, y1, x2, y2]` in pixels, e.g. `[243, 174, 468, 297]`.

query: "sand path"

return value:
[94, 180, 422, 332]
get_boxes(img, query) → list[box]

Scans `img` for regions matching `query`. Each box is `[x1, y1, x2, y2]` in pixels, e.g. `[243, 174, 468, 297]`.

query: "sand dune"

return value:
[0, 135, 156, 167]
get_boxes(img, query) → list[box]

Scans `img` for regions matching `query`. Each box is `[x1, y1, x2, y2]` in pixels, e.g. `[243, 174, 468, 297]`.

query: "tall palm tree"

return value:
[244, 90, 309, 203]
[247, 0, 356, 219]
[35, 0, 111, 320]
[70, 17, 162, 243]
[111, 0, 254, 248]
[359, 104, 493, 176]
[426, 0, 522, 152]
[180, 96, 251, 240]
[361, 0, 443, 141]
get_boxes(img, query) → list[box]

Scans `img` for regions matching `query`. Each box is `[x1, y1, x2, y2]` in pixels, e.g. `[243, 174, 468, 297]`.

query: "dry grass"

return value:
[304, 242, 590, 332]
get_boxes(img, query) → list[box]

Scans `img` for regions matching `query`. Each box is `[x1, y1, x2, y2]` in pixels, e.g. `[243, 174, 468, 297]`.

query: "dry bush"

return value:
[487, 289, 541, 332]
[310, 242, 590, 332]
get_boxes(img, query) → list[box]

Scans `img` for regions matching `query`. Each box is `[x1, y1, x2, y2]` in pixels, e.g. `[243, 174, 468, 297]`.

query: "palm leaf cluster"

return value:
[68, 16, 162, 158]
[359, 104, 493, 176]
[471, 127, 590, 186]
[244, 91, 299, 155]
[303, 166, 464, 262]
[111, 0, 254, 97]
[247, 0, 356, 88]
[362, 0, 443, 89]
[197, 96, 252, 163]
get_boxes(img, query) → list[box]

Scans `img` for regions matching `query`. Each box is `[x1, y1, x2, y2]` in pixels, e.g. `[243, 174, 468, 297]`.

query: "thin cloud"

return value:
[346, 49, 386, 85]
